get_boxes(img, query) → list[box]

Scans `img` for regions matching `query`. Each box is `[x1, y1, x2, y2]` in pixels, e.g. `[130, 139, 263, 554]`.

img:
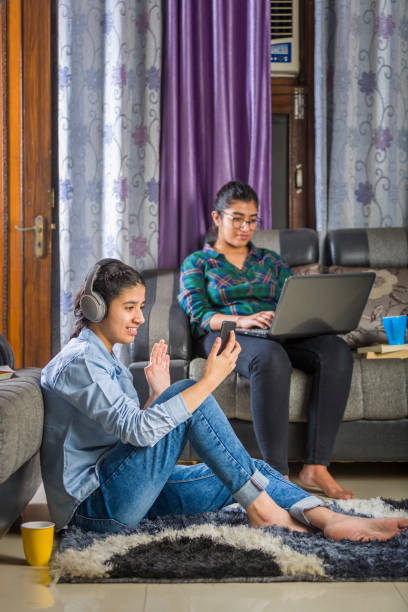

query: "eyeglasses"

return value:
[222, 213, 261, 230]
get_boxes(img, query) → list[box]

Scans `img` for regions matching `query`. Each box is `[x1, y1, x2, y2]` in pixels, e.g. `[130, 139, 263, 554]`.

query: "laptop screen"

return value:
[267, 272, 376, 339]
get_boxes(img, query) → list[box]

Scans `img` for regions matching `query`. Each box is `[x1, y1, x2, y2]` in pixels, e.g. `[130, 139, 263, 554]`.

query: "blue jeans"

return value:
[71, 380, 321, 533]
[197, 332, 353, 474]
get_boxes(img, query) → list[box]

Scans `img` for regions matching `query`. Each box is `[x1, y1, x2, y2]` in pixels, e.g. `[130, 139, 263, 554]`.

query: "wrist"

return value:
[199, 373, 219, 394]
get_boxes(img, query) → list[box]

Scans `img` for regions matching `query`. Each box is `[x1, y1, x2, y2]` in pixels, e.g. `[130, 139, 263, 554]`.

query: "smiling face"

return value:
[89, 284, 146, 353]
[212, 199, 259, 249]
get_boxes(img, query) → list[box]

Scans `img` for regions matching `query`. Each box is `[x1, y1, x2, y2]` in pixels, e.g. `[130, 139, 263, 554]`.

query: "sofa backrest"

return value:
[252, 228, 319, 267]
[325, 227, 408, 348]
[326, 228, 408, 268]
[206, 227, 319, 267]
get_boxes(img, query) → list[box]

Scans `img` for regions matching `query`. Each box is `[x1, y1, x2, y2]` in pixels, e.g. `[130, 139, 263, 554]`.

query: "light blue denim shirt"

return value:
[40, 328, 191, 530]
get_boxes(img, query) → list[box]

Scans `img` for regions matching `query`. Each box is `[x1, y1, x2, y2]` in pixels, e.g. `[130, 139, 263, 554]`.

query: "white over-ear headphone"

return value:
[80, 258, 122, 322]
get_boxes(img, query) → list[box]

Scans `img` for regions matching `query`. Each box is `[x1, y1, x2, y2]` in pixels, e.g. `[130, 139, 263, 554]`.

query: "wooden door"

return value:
[0, 0, 53, 368]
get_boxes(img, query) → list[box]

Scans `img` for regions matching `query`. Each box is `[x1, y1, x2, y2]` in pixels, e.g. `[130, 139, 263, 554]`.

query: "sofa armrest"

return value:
[0, 367, 43, 538]
[129, 360, 190, 407]
[116, 269, 192, 366]
[0, 368, 43, 484]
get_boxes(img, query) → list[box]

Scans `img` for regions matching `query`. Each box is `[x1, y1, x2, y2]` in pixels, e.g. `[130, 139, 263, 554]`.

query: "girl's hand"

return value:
[202, 331, 241, 388]
[236, 311, 274, 330]
[144, 339, 171, 397]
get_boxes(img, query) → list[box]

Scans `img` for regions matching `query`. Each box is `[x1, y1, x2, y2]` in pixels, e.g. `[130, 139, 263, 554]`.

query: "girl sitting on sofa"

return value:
[178, 180, 355, 499]
[40, 258, 407, 541]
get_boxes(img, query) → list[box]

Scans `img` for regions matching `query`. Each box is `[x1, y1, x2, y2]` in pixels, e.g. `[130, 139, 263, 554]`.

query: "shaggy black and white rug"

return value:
[50, 497, 408, 583]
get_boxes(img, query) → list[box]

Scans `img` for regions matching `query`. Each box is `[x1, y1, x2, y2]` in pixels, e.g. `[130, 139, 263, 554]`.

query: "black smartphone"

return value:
[217, 321, 236, 355]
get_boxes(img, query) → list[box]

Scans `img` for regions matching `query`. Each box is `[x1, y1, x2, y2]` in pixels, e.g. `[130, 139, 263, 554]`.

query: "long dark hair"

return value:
[71, 260, 145, 339]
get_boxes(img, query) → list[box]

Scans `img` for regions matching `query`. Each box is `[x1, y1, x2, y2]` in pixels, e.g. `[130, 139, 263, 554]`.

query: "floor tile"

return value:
[291, 462, 408, 500]
[0, 532, 147, 611]
[144, 582, 408, 612]
[395, 583, 408, 606]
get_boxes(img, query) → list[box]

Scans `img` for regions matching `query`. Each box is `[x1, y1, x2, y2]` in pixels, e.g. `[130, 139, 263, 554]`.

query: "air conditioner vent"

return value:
[271, 1, 293, 39]
[270, 0, 300, 77]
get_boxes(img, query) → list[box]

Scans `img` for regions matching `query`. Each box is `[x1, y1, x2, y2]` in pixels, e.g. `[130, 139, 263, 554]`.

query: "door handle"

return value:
[295, 164, 303, 194]
[15, 215, 47, 258]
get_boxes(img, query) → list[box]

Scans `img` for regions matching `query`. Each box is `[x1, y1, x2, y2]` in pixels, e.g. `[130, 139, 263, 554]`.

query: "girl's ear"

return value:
[211, 210, 220, 227]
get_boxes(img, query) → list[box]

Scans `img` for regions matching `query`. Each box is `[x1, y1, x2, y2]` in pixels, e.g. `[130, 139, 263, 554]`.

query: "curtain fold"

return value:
[58, 0, 162, 346]
[159, 0, 272, 268]
[315, 0, 408, 234]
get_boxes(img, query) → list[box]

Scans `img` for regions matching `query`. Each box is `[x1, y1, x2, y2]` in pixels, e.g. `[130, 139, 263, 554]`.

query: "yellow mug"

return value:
[20, 521, 55, 567]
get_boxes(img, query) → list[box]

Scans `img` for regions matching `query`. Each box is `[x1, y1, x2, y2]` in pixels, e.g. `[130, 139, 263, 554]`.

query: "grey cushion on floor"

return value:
[0, 368, 43, 483]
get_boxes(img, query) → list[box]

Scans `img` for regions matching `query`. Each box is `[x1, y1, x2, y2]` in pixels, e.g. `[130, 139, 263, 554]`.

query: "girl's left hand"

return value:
[144, 339, 171, 397]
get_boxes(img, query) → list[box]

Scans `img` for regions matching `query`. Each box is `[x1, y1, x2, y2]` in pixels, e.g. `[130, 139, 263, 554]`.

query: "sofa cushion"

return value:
[360, 358, 408, 420]
[0, 368, 43, 484]
[189, 358, 321, 422]
[329, 266, 408, 348]
[189, 354, 407, 423]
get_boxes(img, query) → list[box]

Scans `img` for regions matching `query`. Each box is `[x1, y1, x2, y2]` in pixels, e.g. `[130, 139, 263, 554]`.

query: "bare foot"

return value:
[305, 506, 408, 542]
[323, 514, 408, 542]
[298, 465, 354, 500]
[246, 491, 311, 533]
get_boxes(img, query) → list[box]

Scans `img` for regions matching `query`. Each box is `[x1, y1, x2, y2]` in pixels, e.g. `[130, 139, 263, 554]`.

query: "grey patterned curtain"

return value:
[315, 0, 408, 234]
[58, 0, 161, 346]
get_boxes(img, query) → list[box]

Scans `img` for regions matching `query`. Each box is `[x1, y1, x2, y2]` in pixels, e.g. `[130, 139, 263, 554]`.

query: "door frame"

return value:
[0, 0, 54, 368]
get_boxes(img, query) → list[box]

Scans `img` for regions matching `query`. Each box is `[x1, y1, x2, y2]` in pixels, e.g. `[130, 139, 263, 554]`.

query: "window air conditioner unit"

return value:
[270, 0, 300, 78]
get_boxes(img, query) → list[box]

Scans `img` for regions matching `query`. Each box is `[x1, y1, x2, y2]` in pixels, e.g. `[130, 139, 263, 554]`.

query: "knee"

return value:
[192, 389, 224, 420]
[171, 379, 223, 417]
[250, 342, 292, 376]
[319, 335, 353, 374]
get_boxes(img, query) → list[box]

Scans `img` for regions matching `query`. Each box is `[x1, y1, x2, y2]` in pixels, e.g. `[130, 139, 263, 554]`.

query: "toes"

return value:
[337, 490, 354, 500]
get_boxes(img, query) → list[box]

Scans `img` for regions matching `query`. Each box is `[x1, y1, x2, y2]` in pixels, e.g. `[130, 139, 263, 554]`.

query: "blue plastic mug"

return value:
[382, 315, 407, 345]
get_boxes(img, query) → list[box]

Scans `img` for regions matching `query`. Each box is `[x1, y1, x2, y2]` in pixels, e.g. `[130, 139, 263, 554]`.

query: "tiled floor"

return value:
[0, 463, 407, 612]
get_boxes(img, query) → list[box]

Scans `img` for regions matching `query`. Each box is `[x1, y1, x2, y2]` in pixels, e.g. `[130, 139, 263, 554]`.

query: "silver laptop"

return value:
[236, 272, 376, 340]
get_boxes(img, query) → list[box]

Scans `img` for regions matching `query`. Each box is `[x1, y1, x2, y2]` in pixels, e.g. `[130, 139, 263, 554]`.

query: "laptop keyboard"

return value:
[235, 328, 270, 338]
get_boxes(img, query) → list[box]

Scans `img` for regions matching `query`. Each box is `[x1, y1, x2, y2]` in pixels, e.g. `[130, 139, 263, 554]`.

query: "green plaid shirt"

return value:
[178, 242, 292, 337]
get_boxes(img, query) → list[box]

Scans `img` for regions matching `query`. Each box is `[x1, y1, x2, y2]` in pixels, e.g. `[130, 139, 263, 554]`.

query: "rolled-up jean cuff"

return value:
[289, 495, 326, 527]
[233, 469, 269, 508]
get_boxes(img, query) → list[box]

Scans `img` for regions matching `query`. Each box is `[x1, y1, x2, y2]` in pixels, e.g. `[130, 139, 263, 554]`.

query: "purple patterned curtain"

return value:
[159, 0, 271, 268]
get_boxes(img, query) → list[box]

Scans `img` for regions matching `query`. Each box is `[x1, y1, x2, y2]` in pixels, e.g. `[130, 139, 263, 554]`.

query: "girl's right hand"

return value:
[237, 311, 275, 330]
[202, 331, 241, 388]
